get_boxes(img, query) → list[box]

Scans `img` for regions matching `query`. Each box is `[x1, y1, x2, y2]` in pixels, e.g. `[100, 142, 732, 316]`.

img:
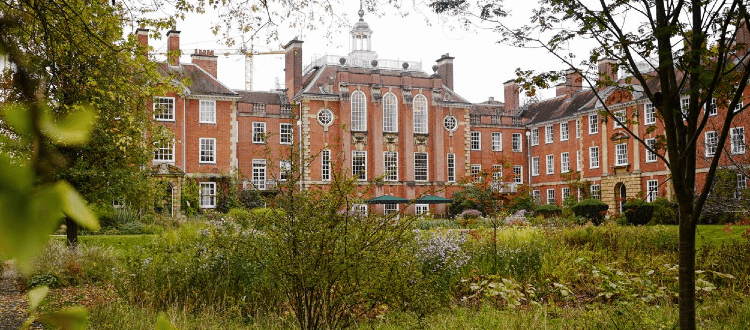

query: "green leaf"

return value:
[40, 105, 96, 146]
[0, 153, 33, 193]
[27, 286, 49, 312]
[55, 182, 99, 231]
[1, 103, 32, 136]
[155, 313, 178, 330]
[38, 306, 88, 330]
[0, 186, 63, 273]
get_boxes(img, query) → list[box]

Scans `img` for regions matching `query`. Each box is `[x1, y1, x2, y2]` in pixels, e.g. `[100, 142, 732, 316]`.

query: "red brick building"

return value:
[141, 13, 750, 216]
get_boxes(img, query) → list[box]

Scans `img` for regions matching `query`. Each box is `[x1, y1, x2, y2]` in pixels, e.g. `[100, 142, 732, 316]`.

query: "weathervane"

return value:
[358, 0, 364, 20]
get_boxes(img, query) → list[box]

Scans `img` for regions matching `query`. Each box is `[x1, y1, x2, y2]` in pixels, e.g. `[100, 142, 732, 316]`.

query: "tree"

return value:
[0, 0, 176, 247]
[429, 1, 750, 328]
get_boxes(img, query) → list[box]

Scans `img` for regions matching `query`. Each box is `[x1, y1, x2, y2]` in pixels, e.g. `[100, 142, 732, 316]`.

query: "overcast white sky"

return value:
[143, 2, 569, 103]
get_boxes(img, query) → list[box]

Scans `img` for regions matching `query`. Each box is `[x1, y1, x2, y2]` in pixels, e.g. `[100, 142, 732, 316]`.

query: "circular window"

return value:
[317, 108, 334, 126]
[443, 115, 458, 131]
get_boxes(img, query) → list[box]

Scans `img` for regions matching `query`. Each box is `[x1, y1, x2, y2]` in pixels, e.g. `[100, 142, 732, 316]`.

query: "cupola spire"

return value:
[349, 0, 377, 62]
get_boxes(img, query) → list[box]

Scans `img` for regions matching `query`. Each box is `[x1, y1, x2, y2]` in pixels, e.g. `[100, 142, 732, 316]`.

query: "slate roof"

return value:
[524, 89, 597, 125]
[236, 90, 290, 105]
[159, 63, 237, 97]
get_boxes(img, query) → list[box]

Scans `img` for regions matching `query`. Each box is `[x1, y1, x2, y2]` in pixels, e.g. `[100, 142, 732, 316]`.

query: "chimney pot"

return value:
[166, 28, 181, 66]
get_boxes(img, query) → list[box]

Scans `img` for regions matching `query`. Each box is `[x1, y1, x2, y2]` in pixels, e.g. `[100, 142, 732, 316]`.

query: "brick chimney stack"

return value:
[436, 53, 455, 90]
[136, 27, 149, 57]
[737, 22, 750, 56]
[284, 38, 304, 101]
[191, 49, 218, 78]
[503, 79, 520, 113]
[166, 28, 181, 67]
[556, 69, 583, 98]
[597, 58, 618, 89]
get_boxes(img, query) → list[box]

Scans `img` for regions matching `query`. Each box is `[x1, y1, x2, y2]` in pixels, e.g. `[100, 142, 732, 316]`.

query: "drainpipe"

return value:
[525, 130, 531, 190]
[183, 98, 187, 171]
[298, 100, 303, 192]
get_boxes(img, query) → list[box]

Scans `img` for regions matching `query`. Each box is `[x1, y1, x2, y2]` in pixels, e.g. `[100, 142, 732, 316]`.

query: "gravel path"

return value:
[0, 262, 26, 330]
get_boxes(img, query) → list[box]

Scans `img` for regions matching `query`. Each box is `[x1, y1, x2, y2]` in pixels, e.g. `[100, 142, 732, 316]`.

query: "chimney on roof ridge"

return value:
[284, 38, 304, 100]
[503, 79, 520, 113]
[166, 27, 181, 67]
[136, 26, 149, 56]
[556, 69, 583, 98]
[436, 53, 455, 90]
[597, 58, 618, 90]
[191, 49, 218, 78]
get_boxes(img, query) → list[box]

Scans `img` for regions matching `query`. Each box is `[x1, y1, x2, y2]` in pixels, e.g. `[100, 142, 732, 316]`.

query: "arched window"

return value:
[383, 92, 398, 133]
[413, 94, 428, 133]
[351, 90, 367, 131]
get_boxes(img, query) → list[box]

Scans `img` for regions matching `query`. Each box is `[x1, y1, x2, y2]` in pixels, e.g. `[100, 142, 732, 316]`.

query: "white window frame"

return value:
[154, 140, 174, 163]
[532, 190, 541, 202]
[532, 156, 540, 176]
[471, 131, 481, 150]
[471, 164, 482, 182]
[280, 123, 293, 145]
[252, 159, 267, 189]
[413, 94, 428, 134]
[705, 131, 717, 157]
[352, 150, 367, 181]
[737, 173, 747, 199]
[492, 132, 502, 151]
[199, 138, 216, 164]
[546, 154, 554, 175]
[590, 184, 601, 199]
[561, 152, 570, 173]
[576, 150, 582, 171]
[279, 160, 291, 181]
[351, 90, 367, 131]
[613, 110, 626, 129]
[545, 125, 554, 144]
[492, 165, 502, 181]
[644, 103, 656, 125]
[589, 146, 600, 169]
[200, 182, 216, 208]
[252, 122, 266, 144]
[352, 204, 368, 216]
[560, 122, 569, 141]
[321, 149, 331, 182]
[415, 204, 429, 215]
[615, 142, 628, 166]
[384, 203, 399, 215]
[383, 92, 398, 133]
[531, 128, 539, 146]
[707, 98, 717, 116]
[199, 99, 216, 124]
[562, 187, 570, 200]
[512, 133, 522, 152]
[414, 152, 429, 181]
[576, 118, 581, 138]
[384, 151, 398, 181]
[681, 97, 690, 117]
[645, 138, 657, 163]
[647, 180, 658, 202]
[153, 97, 175, 121]
[547, 189, 556, 205]
[589, 114, 598, 134]
[447, 153, 456, 183]
[513, 165, 523, 184]
[732, 127, 746, 154]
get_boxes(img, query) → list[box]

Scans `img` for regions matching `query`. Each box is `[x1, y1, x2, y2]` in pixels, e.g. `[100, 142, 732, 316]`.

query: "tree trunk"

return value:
[66, 218, 78, 250]
[678, 212, 696, 330]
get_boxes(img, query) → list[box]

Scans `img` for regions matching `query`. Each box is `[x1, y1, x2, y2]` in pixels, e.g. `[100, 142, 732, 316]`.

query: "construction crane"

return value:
[241, 47, 285, 90]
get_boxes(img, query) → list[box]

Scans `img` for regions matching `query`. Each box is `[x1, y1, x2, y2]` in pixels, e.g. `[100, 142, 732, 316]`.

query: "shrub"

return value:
[181, 178, 201, 216]
[623, 200, 654, 225]
[120, 221, 144, 235]
[460, 209, 482, 219]
[650, 197, 677, 225]
[227, 208, 254, 228]
[30, 240, 118, 287]
[28, 273, 60, 288]
[572, 199, 609, 225]
[535, 204, 562, 218]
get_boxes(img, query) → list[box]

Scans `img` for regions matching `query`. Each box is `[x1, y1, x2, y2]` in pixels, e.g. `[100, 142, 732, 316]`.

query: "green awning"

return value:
[414, 195, 453, 204]
[366, 195, 409, 204]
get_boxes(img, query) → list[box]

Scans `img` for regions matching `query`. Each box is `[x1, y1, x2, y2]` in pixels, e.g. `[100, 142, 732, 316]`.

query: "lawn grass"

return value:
[696, 224, 749, 248]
